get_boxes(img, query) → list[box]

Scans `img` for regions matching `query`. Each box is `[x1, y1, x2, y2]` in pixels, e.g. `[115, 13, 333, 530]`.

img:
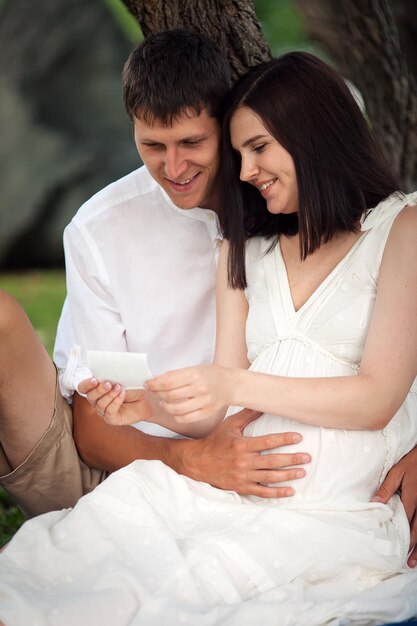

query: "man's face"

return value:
[134, 108, 221, 211]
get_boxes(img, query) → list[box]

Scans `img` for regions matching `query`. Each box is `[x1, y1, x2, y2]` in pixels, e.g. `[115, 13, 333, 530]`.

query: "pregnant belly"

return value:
[237, 338, 388, 506]
[243, 414, 387, 506]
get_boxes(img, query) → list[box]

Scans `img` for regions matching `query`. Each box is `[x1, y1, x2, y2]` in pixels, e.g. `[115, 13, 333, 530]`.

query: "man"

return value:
[0, 30, 416, 567]
[0, 30, 307, 517]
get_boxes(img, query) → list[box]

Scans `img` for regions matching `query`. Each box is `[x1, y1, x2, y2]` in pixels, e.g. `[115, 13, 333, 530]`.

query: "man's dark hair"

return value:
[123, 29, 232, 125]
[219, 51, 400, 289]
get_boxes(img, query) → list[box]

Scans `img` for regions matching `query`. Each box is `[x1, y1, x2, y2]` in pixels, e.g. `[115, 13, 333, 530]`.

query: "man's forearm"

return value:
[73, 393, 187, 473]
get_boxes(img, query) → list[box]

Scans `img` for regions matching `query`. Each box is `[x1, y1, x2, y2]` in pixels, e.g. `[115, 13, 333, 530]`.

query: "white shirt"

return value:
[53, 166, 220, 434]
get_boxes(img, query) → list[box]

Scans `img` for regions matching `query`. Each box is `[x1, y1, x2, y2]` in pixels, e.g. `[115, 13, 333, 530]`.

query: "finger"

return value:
[146, 368, 192, 392]
[85, 381, 114, 405]
[242, 483, 296, 499]
[102, 389, 127, 425]
[247, 431, 304, 452]
[370, 466, 404, 504]
[407, 526, 417, 568]
[250, 452, 311, 469]
[174, 408, 209, 423]
[407, 514, 417, 567]
[96, 384, 122, 415]
[155, 386, 194, 403]
[77, 378, 98, 394]
[162, 397, 206, 417]
[252, 467, 306, 484]
[399, 489, 417, 523]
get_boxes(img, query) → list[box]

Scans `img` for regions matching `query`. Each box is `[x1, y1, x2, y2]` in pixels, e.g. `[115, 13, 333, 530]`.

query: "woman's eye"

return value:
[253, 144, 267, 153]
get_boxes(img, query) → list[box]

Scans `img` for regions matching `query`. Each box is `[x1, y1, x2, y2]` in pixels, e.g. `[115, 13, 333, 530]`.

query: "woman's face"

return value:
[230, 106, 298, 215]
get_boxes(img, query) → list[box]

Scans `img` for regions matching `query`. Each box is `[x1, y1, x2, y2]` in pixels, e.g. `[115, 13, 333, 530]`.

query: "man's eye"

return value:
[183, 140, 201, 147]
[143, 143, 163, 149]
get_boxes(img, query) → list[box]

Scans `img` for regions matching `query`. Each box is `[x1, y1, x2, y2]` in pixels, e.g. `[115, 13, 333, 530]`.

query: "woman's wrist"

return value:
[228, 367, 249, 407]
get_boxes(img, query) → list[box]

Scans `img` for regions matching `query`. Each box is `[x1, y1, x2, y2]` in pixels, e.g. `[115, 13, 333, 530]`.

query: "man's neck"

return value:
[200, 184, 221, 215]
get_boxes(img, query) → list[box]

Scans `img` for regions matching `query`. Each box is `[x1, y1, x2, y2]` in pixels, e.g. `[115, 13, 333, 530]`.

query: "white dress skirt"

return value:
[1, 192, 417, 626]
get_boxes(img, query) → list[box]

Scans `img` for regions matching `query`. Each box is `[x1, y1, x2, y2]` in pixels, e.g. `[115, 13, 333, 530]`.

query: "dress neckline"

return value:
[275, 233, 367, 315]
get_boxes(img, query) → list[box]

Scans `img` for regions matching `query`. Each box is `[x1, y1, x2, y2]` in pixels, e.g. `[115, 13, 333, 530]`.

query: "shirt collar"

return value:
[159, 186, 220, 239]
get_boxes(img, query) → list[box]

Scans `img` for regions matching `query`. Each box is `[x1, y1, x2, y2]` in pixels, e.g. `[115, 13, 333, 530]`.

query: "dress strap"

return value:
[360, 191, 417, 232]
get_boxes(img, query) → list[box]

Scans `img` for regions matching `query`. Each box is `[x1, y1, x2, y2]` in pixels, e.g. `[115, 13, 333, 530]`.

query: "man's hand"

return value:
[175, 408, 310, 498]
[371, 446, 417, 567]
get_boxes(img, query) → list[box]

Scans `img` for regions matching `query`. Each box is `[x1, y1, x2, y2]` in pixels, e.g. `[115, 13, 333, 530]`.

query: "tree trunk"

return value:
[295, 0, 417, 191]
[121, 0, 271, 81]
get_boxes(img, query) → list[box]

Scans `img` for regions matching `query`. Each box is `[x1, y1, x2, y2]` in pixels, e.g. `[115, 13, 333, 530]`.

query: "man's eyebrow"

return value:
[139, 134, 208, 144]
[240, 134, 269, 148]
[181, 133, 207, 141]
[139, 138, 163, 144]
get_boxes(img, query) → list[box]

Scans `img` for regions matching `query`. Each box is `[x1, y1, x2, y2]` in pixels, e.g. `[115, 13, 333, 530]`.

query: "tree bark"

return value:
[121, 0, 271, 81]
[295, 0, 417, 191]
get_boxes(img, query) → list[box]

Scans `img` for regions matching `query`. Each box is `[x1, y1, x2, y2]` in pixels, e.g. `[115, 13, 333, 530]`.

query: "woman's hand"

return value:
[146, 364, 238, 422]
[371, 445, 417, 568]
[77, 378, 154, 426]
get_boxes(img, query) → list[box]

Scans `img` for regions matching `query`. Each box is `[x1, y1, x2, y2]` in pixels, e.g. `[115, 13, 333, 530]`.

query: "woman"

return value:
[1, 53, 416, 626]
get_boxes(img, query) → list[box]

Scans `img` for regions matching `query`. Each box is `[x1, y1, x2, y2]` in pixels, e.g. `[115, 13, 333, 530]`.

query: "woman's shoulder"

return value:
[393, 201, 417, 225]
[374, 199, 417, 284]
[388, 201, 417, 248]
[351, 192, 417, 278]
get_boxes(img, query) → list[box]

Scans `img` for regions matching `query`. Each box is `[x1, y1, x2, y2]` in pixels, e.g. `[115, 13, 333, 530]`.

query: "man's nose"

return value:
[164, 147, 188, 181]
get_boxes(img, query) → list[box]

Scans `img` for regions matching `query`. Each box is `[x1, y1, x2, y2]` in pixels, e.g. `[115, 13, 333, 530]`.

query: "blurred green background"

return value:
[0, 0, 314, 542]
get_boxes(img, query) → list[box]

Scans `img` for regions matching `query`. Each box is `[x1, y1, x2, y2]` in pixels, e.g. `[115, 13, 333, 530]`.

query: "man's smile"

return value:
[166, 173, 201, 191]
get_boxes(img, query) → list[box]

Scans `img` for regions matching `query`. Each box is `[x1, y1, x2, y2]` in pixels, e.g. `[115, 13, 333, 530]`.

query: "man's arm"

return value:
[73, 394, 311, 498]
[371, 446, 417, 568]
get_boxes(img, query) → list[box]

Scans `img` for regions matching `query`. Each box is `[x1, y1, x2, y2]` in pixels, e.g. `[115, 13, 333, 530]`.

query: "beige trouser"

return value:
[0, 375, 107, 518]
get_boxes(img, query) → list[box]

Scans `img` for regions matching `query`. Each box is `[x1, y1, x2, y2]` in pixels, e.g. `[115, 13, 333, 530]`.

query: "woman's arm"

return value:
[149, 206, 417, 431]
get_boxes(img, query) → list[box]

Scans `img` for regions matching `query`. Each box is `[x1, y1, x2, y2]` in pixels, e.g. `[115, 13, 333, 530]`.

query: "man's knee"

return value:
[0, 290, 27, 337]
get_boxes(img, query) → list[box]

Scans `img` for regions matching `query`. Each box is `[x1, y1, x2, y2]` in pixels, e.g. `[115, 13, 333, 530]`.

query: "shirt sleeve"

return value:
[53, 299, 91, 399]
[58, 219, 128, 396]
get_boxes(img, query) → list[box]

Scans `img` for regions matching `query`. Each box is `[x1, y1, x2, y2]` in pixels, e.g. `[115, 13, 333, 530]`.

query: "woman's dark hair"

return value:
[123, 29, 232, 125]
[219, 52, 400, 289]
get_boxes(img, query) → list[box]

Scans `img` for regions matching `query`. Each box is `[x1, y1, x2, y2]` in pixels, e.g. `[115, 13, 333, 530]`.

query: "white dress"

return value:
[1, 193, 417, 626]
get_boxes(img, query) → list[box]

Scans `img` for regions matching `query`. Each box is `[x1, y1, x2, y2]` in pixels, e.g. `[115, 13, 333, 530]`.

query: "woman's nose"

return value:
[240, 157, 260, 182]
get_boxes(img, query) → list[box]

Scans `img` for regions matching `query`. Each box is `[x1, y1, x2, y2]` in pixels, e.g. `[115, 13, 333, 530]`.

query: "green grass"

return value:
[0, 491, 25, 547]
[0, 270, 66, 355]
[0, 270, 66, 544]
